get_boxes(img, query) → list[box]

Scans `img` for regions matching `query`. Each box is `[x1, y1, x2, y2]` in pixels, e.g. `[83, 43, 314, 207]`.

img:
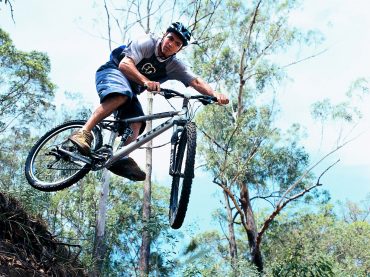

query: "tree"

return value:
[311, 77, 369, 148]
[179, 197, 369, 276]
[0, 28, 56, 133]
[179, 230, 260, 276]
[263, 199, 369, 276]
[191, 0, 324, 272]
[0, 27, 56, 225]
[90, 1, 166, 274]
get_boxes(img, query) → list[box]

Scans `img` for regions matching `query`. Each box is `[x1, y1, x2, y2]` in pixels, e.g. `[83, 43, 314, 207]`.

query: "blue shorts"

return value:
[95, 68, 146, 134]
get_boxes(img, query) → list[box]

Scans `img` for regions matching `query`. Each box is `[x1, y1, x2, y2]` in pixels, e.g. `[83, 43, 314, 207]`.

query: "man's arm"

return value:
[118, 57, 160, 91]
[189, 77, 229, 105]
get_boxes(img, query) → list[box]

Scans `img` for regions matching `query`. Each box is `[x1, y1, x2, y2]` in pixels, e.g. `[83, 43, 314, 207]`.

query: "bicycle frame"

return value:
[59, 98, 191, 170]
[105, 107, 187, 168]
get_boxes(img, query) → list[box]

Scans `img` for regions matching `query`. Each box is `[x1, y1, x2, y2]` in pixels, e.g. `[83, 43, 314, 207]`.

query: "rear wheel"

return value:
[25, 120, 102, 192]
[169, 122, 197, 229]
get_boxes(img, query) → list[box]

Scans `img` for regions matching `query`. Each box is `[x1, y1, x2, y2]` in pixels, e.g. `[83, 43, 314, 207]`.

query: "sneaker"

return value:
[108, 157, 146, 181]
[68, 129, 93, 155]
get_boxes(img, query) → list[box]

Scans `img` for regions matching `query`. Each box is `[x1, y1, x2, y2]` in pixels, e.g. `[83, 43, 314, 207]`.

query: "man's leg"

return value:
[69, 94, 129, 155]
[84, 94, 129, 132]
[107, 121, 147, 181]
[125, 122, 142, 144]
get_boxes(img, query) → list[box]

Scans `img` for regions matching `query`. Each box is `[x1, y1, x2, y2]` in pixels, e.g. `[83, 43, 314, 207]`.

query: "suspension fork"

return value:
[169, 123, 185, 176]
[169, 101, 189, 176]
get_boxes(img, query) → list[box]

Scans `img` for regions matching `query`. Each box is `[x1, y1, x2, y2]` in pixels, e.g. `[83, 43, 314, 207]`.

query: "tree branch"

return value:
[213, 179, 249, 234]
[2, 0, 15, 23]
[103, 0, 112, 51]
[256, 159, 340, 248]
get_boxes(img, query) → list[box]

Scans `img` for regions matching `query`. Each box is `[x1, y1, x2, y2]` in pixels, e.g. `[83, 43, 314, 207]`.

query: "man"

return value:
[69, 22, 229, 181]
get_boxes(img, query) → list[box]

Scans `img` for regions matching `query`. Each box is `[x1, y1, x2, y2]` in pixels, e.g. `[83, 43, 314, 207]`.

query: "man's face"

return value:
[161, 32, 183, 57]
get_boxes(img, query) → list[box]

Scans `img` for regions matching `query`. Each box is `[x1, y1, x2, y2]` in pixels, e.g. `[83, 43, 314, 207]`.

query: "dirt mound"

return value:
[0, 192, 86, 276]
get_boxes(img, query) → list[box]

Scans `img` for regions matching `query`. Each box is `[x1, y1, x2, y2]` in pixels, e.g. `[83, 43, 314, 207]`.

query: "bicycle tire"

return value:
[25, 120, 103, 192]
[169, 122, 197, 229]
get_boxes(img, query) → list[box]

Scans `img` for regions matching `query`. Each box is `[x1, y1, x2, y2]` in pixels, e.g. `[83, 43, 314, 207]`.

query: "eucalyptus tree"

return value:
[262, 198, 370, 276]
[0, 28, 55, 133]
[179, 198, 369, 276]
[189, 0, 324, 272]
[0, 27, 56, 217]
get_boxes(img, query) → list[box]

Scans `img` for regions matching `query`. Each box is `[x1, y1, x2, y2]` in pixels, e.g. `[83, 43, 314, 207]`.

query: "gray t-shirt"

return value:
[122, 34, 197, 86]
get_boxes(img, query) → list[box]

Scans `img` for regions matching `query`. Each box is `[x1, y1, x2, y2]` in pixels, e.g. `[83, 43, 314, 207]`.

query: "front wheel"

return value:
[25, 120, 103, 192]
[169, 122, 197, 229]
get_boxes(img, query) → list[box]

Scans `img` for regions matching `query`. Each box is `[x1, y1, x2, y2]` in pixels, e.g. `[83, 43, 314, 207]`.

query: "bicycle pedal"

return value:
[91, 146, 113, 160]
[90, 152, 108, 161]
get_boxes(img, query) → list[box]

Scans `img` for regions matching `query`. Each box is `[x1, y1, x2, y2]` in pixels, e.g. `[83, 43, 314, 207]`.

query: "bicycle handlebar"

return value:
[159, 88, 218, 105]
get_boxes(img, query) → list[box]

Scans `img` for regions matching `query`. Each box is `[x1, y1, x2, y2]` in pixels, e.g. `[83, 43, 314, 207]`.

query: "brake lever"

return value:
[158, 90, 174, 99]
[199, 96, 217, 105]
[199, 99, 212, 105]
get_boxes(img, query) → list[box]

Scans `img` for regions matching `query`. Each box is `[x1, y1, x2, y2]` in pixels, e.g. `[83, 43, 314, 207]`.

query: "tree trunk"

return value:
[223, 190, 238, 273]
[239, 182, 263, 272]
[139, 92, 153, 276]
[92, 169, 111, 276]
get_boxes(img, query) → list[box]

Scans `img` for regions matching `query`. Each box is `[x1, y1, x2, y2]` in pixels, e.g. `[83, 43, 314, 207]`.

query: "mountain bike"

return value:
[25, 88, 217, 229]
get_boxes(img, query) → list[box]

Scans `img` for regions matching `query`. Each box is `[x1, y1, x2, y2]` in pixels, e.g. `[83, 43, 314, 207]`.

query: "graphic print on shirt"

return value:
[141, 63, 156, 75]
[136, 53, 167, 81]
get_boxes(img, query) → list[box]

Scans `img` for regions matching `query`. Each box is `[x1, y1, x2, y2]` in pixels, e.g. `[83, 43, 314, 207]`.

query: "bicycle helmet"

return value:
[166, 22, 191, 46]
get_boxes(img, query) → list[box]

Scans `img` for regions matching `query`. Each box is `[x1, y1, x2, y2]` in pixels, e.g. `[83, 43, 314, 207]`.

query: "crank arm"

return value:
[56, 147, 92, 164]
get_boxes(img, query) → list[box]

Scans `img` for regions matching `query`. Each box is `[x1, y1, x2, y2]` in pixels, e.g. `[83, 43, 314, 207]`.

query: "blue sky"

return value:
[1, 0, 369, 232]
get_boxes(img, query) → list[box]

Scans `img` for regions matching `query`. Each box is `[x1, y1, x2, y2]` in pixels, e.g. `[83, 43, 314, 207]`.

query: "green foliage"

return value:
[191, 0, 318, 200]
[346, 77, 369, 99]
[190, 0, 322, 96]
[36, 174, 178, 276]
[196, 102, 312, 196]
[179, 231, 259, 276]
[310, 78, 369, 146]
[311, 78, 369, 128]
[311, 98, 362, 123]
[178, 200, 369, 276]
[188, 2, 326, 272]
[270, 255, 334, 277]
[0, 28, 56, 132]
[262, 203, 370, 277]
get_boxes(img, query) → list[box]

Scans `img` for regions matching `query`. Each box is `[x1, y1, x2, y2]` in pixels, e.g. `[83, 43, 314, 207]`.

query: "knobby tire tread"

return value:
[169, 122, 197, 229]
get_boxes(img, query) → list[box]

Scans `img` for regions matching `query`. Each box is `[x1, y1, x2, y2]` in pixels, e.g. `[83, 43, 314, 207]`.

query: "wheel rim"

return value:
[29, 125, 98, 187]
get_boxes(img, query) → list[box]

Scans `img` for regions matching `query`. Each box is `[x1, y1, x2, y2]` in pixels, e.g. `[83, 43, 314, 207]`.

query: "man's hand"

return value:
[189, 78, 229, 105]
[144, 81, 161, 92]
[214, 92, 229, 105]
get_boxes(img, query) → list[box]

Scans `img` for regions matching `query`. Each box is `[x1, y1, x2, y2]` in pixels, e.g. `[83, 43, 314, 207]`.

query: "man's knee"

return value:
[102, 93, 129, 106]
[115, 94, 129, 104]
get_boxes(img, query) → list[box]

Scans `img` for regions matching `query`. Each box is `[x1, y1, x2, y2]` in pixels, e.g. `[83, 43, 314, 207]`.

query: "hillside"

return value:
[0, 192, 86, 277]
